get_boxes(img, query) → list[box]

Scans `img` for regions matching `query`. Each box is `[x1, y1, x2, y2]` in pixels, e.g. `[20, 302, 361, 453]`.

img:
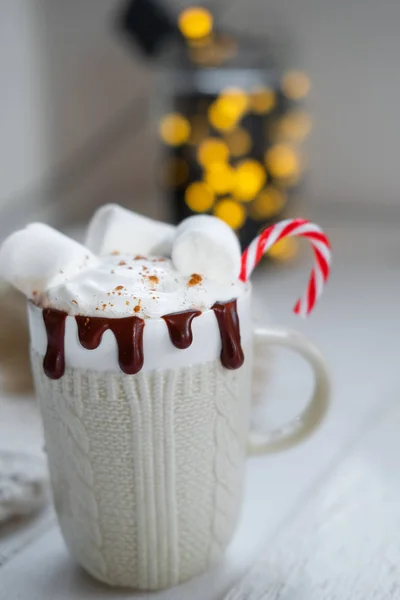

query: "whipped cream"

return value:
[42, 253, 247, 318]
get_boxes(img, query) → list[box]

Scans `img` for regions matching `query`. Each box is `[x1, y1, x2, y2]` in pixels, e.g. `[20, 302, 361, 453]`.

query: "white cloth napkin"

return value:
[0, 451, 48, 524]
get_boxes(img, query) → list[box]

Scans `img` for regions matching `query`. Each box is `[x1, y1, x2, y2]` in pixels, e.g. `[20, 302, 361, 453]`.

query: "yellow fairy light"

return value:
[159, 157, 189, 188]
[277, 111, 312, 141]
[265, 144, 300, 179]
[187, 34, 212, 48]
[213, 198, 246, 230]
[249, 87, 276, 114]
[159, 113, 191, 146]
[208, 88, 248, 131]
[224, 128, 252, 156]
[205, 163, 235, 195]
[189, 44, 225, 67]
[281, 71, 311, 100]
[234, 159, 267, 201]
[178, 7, 213, 40]
[185, 182, 214, 212]
[249, 187, 286, 220]
[267, 237, 299, 261]
[197, 137, 229, 166]
[215, 34, 238, 62]
[208, 101, 238, 131]
[218, 88, 248, 118]
[275, 173, 301, 188]
[190, 35, 238, 65]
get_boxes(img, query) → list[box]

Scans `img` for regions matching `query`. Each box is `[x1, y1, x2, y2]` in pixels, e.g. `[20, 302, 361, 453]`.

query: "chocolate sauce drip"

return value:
[75, 315, 145, 375]
[43, 309, 67, 380]
[41, 299, 243, 380]
[162, 310, 201, 349]
[212, 300, 244, 370]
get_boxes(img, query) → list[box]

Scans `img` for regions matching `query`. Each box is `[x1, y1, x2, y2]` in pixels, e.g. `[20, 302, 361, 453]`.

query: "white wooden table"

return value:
[1, 224, 399, 599]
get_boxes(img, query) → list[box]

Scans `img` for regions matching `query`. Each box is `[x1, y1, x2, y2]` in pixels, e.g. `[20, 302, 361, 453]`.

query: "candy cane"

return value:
[239, 219, 331, 317]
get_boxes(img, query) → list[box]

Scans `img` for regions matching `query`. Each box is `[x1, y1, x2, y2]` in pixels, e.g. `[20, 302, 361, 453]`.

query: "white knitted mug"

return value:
[28, 288, 330, 590]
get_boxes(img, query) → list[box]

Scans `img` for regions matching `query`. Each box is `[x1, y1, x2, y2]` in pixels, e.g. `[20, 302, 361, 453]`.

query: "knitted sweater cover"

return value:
[31, 343, 252, 590]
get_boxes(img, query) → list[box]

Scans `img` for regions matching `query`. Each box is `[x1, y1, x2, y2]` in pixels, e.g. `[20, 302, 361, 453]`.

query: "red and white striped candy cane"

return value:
[239, 219, 331, 317]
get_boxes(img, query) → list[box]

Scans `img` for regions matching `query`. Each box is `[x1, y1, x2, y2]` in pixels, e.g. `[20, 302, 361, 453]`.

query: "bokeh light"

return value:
[159, 113, 191, 146]
[213, 198, 246, 230]
[265, 144, 300, 179]
[267, 237, 299, 261]
[189, 44, 225, 67]
[205, 163, 235, 194]
[185, 182, 215, 212]
[281, 71, 311, 100]
[189, 35, 237, 65]
[218, 88, 248, 118]
[178, 7, 213, 40]
[224, 128, 252, 156]
[186, 34, 212, 48]
[159, 157, 189, 188]
[276, 111, 312, 141]
[250, 87, 276, 114]
[208, 88, 248, 131]
[234, 159, 267, 201]
[249, 186, 286, 220]
[208, 101, 237, 131]
[275, 173, 301, 188]
[197, 137, 229, 167]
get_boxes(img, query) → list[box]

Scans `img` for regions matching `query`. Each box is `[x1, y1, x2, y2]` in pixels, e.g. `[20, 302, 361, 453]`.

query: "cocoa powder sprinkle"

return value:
[115, 285, 124, 291]
[188, 273, 203, 287]
[148, 275, 159, 284]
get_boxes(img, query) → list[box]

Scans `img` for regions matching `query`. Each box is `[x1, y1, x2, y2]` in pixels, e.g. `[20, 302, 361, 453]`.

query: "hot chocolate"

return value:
[0, 207, 248, 380]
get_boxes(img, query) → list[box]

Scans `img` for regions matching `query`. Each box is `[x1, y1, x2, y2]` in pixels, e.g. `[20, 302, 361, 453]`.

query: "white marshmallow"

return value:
[0, 223, 98, 299]
[171, 215, 242, 283]
[85, 204, 176, 257]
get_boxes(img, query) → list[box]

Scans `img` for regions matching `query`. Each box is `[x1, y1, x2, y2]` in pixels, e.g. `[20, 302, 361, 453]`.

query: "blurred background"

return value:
[2, 0, 400, 240]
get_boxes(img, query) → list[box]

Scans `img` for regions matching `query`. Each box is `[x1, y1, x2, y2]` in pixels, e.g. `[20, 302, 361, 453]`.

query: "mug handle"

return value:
[248, 328, 331, 454]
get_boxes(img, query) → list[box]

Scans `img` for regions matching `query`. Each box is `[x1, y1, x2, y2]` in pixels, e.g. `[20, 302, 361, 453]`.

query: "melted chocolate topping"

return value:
[75, 315, 144, 375]
[162, 310, 201, 349]
[41, 299, 244, 379]
[212, 299, 245, 370]
[43, 309, 67, 380]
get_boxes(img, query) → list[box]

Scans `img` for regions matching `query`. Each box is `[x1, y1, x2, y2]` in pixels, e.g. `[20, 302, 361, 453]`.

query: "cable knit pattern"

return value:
[209, 349, 252, 565]
[30, 343, 252, 590]
[31, 356, 108, 582]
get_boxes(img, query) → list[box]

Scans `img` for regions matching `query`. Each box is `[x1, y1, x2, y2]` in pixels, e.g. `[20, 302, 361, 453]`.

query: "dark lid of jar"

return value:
[116, 0, 177, 58]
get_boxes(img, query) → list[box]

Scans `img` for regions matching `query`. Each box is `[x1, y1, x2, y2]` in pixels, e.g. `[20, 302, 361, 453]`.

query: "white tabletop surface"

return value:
[1, 223, 399, 599]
